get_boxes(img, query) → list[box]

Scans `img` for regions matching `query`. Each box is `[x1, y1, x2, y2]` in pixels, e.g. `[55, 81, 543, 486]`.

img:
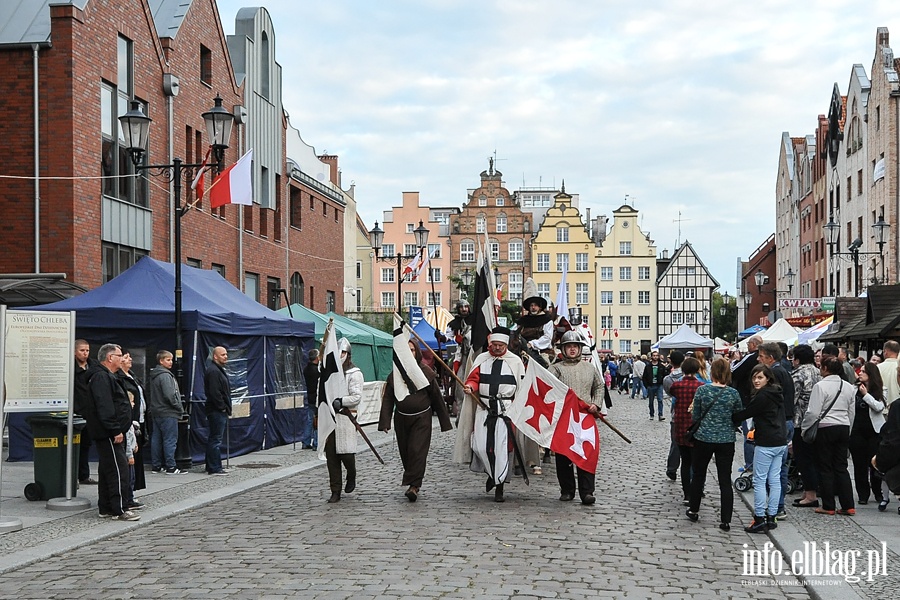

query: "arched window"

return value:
[260, 31, 271, 99]
[290, 272, 304, 305]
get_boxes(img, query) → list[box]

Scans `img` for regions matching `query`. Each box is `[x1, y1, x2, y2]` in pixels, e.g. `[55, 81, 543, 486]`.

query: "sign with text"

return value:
[778, 298, 824, 310]
[3, 310, 74, 412]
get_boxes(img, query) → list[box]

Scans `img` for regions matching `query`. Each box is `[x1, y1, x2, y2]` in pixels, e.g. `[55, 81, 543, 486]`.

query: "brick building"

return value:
[448, 161, 532, 306]
[0, 1, 347, 313]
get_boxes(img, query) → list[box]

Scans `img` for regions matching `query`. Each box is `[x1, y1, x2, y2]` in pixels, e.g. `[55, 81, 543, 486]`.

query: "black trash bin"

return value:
[24, 414, 86, 501]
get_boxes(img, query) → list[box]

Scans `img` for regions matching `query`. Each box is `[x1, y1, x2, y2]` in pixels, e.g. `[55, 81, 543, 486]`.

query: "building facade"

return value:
[656, 241, 719, 339]
[530, 185, 597, 329]
[448, 162, 532, 306]
[595, 205, 656, 356]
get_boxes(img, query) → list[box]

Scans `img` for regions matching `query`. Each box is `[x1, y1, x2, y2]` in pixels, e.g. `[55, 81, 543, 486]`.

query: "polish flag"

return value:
[507, 359, 600, 473]
[210, 149, 254, 209]
[190, 147, 211, 201]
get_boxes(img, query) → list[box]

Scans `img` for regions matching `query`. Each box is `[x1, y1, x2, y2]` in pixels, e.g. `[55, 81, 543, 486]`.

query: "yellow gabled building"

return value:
[531, 185, 598, 331]
[596, 205, 657, 357]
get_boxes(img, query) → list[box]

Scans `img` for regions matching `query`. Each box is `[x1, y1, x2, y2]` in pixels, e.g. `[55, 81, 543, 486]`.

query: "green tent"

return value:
[276, 304, 391, 381]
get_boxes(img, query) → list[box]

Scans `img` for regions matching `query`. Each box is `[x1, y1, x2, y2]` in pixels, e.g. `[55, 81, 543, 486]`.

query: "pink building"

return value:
[373, 192, 454, 315]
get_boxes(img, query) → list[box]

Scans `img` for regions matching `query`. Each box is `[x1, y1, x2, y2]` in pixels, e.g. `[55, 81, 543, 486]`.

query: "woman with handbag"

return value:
[732, 364, 788, 533]
[848, 363, 885, 506]
[685, 358, 743, 531]
[670, 357, 705, 506]
[802, 357, 857, 516]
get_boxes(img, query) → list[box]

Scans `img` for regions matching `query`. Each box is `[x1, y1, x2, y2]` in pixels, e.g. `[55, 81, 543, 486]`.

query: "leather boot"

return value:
[345, 473, 356, 494]
[327, 493, 341, 503]
[766, 515, 778, 530]
[745, 515, 768, 534]
[494, 483, 505, 502]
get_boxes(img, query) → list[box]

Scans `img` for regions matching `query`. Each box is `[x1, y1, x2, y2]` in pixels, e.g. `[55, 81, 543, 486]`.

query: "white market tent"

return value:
[738, 318, 800, 350]
[714, 337, 732, 353]
[657, 324, 715, 350]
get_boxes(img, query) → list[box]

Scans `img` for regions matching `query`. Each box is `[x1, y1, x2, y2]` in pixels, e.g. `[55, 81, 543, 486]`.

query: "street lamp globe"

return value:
[824, 216, 840, 247]
[785, 268, 795, 293]
[368, 222, 384, 256]
[872, 214, 890, 251]
[202, 94, 234, 169]
[413, 220, 429, 249]
[754, 270, 766, 290]
[119, 101, 151, 166]
[460, 268, 473, 288]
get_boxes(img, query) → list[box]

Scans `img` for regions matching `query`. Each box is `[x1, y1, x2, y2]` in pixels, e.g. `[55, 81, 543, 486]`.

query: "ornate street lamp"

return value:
[369, 220, 430, 314]
[119, 95, 235, 469]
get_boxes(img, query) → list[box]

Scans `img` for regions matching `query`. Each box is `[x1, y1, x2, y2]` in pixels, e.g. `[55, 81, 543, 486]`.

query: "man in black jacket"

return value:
[74, 339, 98, 485]
[642, 350, 670, 421]
[82, 343, 139, 521]
[204, 346, 232, 475]
[732, 334, 761, 471]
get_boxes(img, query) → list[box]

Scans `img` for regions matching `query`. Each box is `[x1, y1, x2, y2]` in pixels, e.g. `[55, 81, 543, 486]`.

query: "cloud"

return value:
[217, 0, 899, 292]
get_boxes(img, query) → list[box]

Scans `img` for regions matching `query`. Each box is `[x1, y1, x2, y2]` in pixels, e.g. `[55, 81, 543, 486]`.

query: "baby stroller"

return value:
[732, 443, 802, 493]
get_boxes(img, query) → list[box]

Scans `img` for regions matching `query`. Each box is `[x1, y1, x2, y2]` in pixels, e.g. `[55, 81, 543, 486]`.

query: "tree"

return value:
[712, 292, 737, 341]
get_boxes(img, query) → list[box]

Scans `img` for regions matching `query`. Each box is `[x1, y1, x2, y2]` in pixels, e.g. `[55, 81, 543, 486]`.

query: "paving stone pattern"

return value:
[0, 393, 825, 599]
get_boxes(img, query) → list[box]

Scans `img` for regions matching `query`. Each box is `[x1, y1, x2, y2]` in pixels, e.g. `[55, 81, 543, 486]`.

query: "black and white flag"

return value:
[392, 313, 431, 399]
[317, 319, 346, 460]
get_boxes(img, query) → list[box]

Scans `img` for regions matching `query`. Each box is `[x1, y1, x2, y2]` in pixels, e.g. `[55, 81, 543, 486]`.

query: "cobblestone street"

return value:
[0, 393, 837, 598]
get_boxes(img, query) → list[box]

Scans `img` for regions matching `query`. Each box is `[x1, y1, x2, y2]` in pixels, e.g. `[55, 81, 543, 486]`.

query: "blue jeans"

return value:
[631, 376, 645, 398]
[206, 410, 228, 474]
[777, 421, 795, 510]
[301, 404, 317, 448]
[151, 416, 179, 470]
[753, 445, 787, 517]
[647, 384, 664, 417]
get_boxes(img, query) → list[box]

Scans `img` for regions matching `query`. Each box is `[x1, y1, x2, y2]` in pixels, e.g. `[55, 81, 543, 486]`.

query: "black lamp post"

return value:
[754, 268, 795, 320]
[120, 95, 235, 469]
[824, 212, 890, 296]
[368, 220, 429, 316]
[460, 267, 473, 300]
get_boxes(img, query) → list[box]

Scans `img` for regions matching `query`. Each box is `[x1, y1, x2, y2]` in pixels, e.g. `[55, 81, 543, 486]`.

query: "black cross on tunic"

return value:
[479, 359, 518, 414]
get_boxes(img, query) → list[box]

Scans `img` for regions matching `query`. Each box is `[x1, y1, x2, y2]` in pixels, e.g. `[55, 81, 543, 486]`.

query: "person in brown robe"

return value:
[379, 341, 453, 502]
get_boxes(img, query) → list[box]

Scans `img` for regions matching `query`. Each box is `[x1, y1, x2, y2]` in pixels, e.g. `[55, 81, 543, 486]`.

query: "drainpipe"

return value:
[238, 125, 244, 291]
[33, 44, 40, 273]
[168, 92, 175, 261]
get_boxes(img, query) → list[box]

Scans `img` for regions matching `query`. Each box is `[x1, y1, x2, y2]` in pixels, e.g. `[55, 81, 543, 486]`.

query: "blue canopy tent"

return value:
[738, 323, 767, 338]
[11, 257, 315, 462]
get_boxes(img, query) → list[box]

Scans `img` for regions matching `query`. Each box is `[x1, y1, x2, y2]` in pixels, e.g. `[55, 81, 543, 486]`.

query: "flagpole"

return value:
[405, 321, 488, 411]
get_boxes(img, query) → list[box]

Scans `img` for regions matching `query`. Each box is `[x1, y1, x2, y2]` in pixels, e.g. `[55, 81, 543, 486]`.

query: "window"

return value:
[537, 253, 550, 272]
[508, 272, 523, 300]
[476, 214, 486, 233]
[101, 63, 148, 206]
[407, 223, 415, 233]
[290, 272, 304, 305]
[600, 340, 612, 351]
[620, 266, 632, 280]
[490, 242, 500, 261]
[672, 312, 683, 325]
[356, 261, 362, 279]
[600, 266, 613, 281]
[496, 197, 505, 206]
[381, 291, 395, 308]
[576, 283, 589, 304]
[404, 244, 417, 256]
[556, 253, 569, 272]
[619, 241, 632, 256]
[427, 292, 442, 306]
[638, 291, 651, 305]
[427, 267, 442, 282]
[187, 258, 201, 268]
[355, 289, 362, 311]
[381, 268, 395, 283]
[576, 253, 589, 272]
[671, 288, 683, 300]
[537, 283, 551, 299]
[478, 195, 487, 206]
[496, 214, 507, 233]
[686, 312, 696, 324]
[244, 272, 259, 302]
[619, 316, 632, 329]
[600, 315, 613, 328]
[557, 227, 569, 242]
[460, 241, 475, 262]
[620, 340, 631, 354]
[684, 288, 696, 300]
[600, 291, 613, 305]
[289, 187, 302, 228]
[619, 291, 631, 304]
[638, 315, 650, 329]
[211, 263, 226, 278]
[382, 243, 395, 257]
[509, 241, 524, 261]
[260, 31, 271, 99]
[102, 243, 148, 283]
[200, 44, 212, 85]
[266, 277, 280, 309]
[427, 243, 442, 259]
[638, 266, 651, 280]
[404, 292, 418, 307]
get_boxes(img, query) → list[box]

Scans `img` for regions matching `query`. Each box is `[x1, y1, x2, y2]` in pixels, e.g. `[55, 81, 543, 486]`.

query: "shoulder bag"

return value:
[685, 389, 720, 443]
[801, 382, 843, 444]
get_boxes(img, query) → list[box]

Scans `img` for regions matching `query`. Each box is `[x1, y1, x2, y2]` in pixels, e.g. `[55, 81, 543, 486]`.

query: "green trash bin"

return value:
[24, 413, 86, 501]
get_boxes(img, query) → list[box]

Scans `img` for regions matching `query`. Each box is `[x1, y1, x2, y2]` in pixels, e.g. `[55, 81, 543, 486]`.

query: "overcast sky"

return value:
[217, 0, 898, 293]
